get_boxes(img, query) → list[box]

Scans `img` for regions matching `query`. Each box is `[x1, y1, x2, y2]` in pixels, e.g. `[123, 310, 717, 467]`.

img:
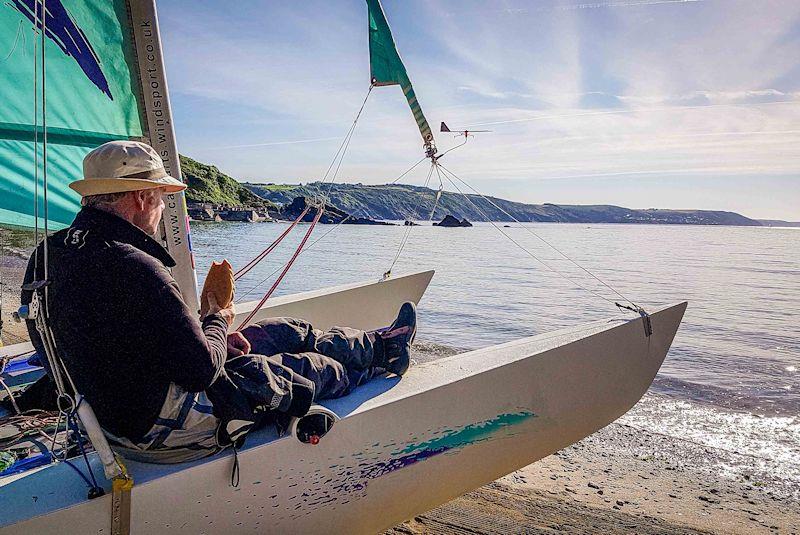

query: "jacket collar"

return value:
[71, 207, 176, 268]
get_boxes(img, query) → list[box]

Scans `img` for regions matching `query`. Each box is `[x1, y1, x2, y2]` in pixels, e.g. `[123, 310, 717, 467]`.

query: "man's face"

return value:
[131, 188, 166, 236]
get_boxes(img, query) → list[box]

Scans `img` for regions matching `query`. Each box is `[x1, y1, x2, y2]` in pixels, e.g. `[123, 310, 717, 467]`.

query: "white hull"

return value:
[0, 272, 685, 534]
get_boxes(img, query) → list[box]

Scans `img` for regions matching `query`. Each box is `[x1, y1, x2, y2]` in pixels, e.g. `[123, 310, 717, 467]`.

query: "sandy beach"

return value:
[388, 418, 799, 534]
[0, 235, 29, 347]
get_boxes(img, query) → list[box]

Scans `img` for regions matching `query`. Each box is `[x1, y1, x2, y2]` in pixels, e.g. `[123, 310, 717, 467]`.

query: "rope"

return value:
[22, 2, 122, 488]
[234, 86, 373, 297]
[67, 401, 102, 493]
[233, 205, 310, 281]
[433, 136, 468, 160]
[0, 374, 21, 415]
[236, 206, 325, 330]
[236, 213, 354, 303]
[436, 163, 638, 308]
[434, 163, 620, 306]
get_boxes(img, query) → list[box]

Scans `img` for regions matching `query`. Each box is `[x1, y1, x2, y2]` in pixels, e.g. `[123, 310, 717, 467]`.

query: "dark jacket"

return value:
[22, 207, 228, 443]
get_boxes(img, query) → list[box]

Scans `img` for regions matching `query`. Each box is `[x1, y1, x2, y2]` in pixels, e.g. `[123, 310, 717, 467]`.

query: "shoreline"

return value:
[388, 417, 798, 534]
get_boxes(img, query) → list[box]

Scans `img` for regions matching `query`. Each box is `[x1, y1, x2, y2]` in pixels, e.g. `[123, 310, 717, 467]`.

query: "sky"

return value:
[159, 0, 800, 221]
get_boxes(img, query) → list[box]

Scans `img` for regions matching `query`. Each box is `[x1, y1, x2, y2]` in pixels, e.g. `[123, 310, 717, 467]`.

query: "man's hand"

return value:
[203, 292, 235, 326]
[226, 331, 252, 357]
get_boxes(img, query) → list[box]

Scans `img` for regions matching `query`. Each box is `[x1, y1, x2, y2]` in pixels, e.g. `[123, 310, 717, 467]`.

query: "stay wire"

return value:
[233, 86, 371, 289]
[319, 84, 374, 205]
[436, 163, 637, 308]
[385, 163, 436, 277]
[388, 157, 427, 185]
[32, 0, 39, 259]
[434, 164, 618, 306]
[319, 84, 373, 184]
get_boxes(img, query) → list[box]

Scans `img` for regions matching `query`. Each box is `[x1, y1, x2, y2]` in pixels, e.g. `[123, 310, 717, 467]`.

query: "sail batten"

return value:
[366, 0, 436, 154]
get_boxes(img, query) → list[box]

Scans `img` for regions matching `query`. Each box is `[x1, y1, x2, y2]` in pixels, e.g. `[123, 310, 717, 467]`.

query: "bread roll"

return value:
[200, 259, 235, 317]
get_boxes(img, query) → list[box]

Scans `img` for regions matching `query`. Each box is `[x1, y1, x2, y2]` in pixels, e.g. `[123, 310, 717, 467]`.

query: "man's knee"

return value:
[270, 352, 350, 400]
[241, 317, 312, 355]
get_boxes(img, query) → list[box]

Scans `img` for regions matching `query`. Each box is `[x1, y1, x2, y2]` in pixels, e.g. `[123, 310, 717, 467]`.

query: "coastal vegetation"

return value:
[180, 154, 788, 226]
[180, 155, 276, 210]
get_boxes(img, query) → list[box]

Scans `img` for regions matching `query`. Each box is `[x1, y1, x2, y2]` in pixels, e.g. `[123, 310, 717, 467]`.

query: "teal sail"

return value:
[0, 0, 146, 229]
[366, 0, 436, 155]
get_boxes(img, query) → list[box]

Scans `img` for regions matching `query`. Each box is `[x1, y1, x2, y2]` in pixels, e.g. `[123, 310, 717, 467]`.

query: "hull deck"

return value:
[0, 298, 686, 534]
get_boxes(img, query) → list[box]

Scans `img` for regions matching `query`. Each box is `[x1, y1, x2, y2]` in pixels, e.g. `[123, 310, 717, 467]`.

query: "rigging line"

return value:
[32, 0, 39, 262]
[319, 84, 374, 205]
[38, 0, 73, 397]
[236, 207, 325, 330]
[434, 136, 468, 161]
[233, 205, 311, 281]
[435, 164, 618, 306]
[390, 164, 434, 264]
[385, 163, 435, 277]
[41, 0, 50, 282]
[235, 213, 354, 303]
[32, 0, 79, 403]
[436, 163, 637, 307]
[429, 166, 445, 221]
[387, 156, 427, 185]
[319, 85, 374, 184]
[0, 374, 21, 415]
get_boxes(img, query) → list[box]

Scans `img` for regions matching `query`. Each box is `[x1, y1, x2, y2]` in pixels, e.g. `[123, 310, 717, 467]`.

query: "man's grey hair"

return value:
[81, 191, 130, 208]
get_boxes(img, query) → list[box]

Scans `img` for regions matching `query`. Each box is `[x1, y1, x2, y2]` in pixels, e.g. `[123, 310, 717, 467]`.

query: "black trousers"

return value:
[240, 317, 378, 401]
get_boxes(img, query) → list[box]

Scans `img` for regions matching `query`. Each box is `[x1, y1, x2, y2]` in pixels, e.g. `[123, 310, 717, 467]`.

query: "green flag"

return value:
[366, 0, 435, 152]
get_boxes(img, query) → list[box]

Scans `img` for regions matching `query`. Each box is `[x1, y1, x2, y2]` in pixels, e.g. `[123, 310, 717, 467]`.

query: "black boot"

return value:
[374, 302, 417, 376]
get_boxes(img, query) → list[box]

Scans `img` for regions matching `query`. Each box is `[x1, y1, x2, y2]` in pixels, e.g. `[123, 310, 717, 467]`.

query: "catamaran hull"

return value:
[0, 278, 685, 534]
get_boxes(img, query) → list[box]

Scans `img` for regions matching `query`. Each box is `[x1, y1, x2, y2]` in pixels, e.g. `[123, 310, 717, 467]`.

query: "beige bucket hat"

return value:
[69, 140, 186, 197]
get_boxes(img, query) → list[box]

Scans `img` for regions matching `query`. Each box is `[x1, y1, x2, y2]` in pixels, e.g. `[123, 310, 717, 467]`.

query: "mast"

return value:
[128, 0, 199, 312]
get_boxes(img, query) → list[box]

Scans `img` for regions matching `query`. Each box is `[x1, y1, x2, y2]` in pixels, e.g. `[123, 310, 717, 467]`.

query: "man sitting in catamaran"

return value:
[20, 140, 416, 463]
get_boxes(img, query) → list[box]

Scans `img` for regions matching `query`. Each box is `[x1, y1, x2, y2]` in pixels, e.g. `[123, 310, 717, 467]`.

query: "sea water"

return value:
[192, 221, 800, 496]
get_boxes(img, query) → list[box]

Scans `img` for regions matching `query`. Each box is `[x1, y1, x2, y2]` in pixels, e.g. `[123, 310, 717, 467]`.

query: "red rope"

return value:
[236, 206, 325, 330]
[233, 205, 311, 281]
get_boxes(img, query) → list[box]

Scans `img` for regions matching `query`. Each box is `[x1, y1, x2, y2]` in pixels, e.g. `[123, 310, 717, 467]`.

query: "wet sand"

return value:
[388, 420, 799, 534]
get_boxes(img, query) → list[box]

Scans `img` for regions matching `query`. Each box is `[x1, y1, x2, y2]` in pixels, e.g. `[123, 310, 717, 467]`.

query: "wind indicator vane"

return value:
[440, 122, 491, 140]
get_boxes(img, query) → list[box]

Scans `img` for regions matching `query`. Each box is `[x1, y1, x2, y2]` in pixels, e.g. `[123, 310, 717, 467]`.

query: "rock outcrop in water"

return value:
[434, 215, 472, 227]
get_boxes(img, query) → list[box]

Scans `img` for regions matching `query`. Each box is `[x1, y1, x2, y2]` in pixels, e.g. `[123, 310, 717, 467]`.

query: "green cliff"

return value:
[180, 155, 275, 209]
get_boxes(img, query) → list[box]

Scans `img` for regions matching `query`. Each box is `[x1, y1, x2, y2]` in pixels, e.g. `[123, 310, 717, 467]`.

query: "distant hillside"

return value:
[243, 182, 762, 226]
[180, 155, 275, 209]
[758, 219, 800, 228]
